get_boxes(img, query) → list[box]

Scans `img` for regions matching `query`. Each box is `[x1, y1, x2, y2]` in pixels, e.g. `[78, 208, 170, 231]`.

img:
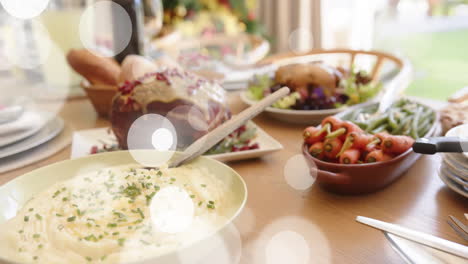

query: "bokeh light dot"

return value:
[0, 0, 50, 19]
[288, 28, 314, 54]
[152, 128, 174, 151]
[127, 114, 178, 167]
[188, 106, 209, 132]
[4, 19, 52, 69]
[150, 186, 194, 234]
[79, 0, 132, 57]
[284, 154, 316, 190]
[265, 231, 310, 264]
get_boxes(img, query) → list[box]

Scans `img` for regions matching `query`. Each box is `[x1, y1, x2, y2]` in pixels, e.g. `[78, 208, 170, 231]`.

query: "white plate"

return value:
[0, 111, 51, 147]
[207, 125, 283, 162]
[442, 154, 468, 181]
[438, 165, 468, 198]
[70, 123, 283, 162]
[0, 117, 64, 159]
[240, 91, 345, 125]
[0, 105, 23, 124]
[445, 124, 468, 159]
[440, 162, 468, 187]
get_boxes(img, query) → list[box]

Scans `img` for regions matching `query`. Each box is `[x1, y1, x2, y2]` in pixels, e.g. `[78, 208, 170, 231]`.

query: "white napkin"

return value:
[0, 111, 43, 135]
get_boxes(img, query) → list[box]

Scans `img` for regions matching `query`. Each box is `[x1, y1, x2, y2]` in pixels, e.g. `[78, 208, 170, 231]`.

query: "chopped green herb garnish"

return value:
[33, 256, 38, 260]
[121, 184, 141, 199]
[33, 234, 40, 239]
[208, 201, 214, 204]
[201, 184, 207, 188]
[28, 208, 34, 212]
[207, 204, 215, 209]
[85, 256, 92, 262]
[38, 244, 43, 249]
[52, 190, 61, 198]
[157, 171, 162, 176]
[24, 216, 29, 222]
[136, 208, 144, 219]
[77, 209, 85, 216]
[35, 214, 42, 220]
[18, 230, 24, 234]
[145, 192, 156, 205]
[140, 239, 150, 245]
[112, 232, 119, 236]
[154, 185, 160, 191]
[56, 213, 63, 217]
[170, 178, 176, 182]
[62, 197, 68, 202]
[198, 201, 202, 206]
[117, 238, 126, 246]
[113, 211, 126, 219]
[101, 255, 107, 261]
[107, 223, 117, 228]
[84, 234, 98, 242]
[67, 216, 76, 222]
[190, 195, 195, 199]
[86, 223, 92, 228]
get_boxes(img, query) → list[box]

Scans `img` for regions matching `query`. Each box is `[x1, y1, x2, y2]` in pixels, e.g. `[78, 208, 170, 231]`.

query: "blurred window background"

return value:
[1, 0, 467, 100]
[256, 0, 468, 100]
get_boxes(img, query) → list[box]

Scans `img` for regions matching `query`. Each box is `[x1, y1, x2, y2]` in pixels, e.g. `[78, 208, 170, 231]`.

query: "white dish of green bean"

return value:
[338, 99, 438, 139]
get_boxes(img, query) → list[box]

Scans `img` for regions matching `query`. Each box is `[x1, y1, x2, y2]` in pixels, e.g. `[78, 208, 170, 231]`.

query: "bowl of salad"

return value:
[241, 62, 382, 125]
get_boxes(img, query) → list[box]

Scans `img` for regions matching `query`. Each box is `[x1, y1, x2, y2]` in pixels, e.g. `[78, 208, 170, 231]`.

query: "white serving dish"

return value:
[71, 123, 283, 162]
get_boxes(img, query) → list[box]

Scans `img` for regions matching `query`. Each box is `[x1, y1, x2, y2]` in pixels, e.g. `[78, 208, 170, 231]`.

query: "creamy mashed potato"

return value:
[0, 165, 229, 263]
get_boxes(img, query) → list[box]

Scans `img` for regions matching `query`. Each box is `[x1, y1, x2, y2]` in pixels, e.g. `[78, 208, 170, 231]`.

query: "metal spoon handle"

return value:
[168, 87, 290, 168]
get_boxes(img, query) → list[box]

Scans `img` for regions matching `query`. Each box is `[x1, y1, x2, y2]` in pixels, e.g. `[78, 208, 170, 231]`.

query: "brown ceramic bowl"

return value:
[81, 80, 118, 118]
[302, 101, 439, 194]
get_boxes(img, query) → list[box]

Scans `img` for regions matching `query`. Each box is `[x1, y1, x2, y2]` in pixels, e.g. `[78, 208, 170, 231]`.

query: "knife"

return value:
[412, 137, 468, 154]
[385, 232, 468, 264]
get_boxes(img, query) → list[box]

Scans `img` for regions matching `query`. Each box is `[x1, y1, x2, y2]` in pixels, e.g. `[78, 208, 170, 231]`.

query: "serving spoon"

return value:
[166, 87, 290, 168]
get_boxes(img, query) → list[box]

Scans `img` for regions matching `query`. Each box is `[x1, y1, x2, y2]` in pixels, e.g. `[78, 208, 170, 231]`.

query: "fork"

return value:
[447, 215, 468, 242]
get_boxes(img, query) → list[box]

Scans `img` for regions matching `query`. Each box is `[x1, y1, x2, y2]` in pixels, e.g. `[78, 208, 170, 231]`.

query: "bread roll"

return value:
[66, 49, 121, 86]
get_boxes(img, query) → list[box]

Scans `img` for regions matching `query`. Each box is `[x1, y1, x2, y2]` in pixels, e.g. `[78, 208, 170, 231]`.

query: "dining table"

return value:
[0, 91, 467, 264]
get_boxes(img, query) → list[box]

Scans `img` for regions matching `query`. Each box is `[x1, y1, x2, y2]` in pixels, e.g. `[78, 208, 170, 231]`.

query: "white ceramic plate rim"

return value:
[440, 163, 468, 187]
[240, 91, 345, 116]
[438, 166, 468, 198]
[206, 124, 283, 161]
[70, 122, 283, 162]
[445, 124, 468, 158]
[0, 117, 64, 159]
[0, 111, 50, 148]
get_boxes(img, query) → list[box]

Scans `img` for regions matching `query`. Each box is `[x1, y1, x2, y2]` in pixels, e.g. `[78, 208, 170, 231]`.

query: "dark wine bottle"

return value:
[111, 0, 145, 63]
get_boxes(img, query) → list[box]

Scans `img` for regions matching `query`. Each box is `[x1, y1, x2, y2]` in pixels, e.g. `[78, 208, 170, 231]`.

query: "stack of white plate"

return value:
[438, 124, 468, 198]
[0, 101, 64, 163]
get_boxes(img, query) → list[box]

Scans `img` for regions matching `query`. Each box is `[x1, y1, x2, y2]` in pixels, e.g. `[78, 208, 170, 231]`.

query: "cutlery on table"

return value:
[384, 232, 467, 264]
[447, 215, 468, 242]
[356, 216, 468, 259]
[167, 87, 290, 168]
[413, 137, 468, 154]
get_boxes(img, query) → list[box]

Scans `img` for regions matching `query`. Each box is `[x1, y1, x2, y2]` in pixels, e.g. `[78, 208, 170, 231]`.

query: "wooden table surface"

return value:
[1, 94, 467, 264]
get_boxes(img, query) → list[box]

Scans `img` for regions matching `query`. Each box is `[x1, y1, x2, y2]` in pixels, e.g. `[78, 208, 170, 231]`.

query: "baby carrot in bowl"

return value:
[309, 142, 325, 159]
[382, 135, 415, 155]
[365, 149, 393, 163]
[323, 138, 343, 159]
[303, 126, 326, 145]
[339, 149, 361, 164]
